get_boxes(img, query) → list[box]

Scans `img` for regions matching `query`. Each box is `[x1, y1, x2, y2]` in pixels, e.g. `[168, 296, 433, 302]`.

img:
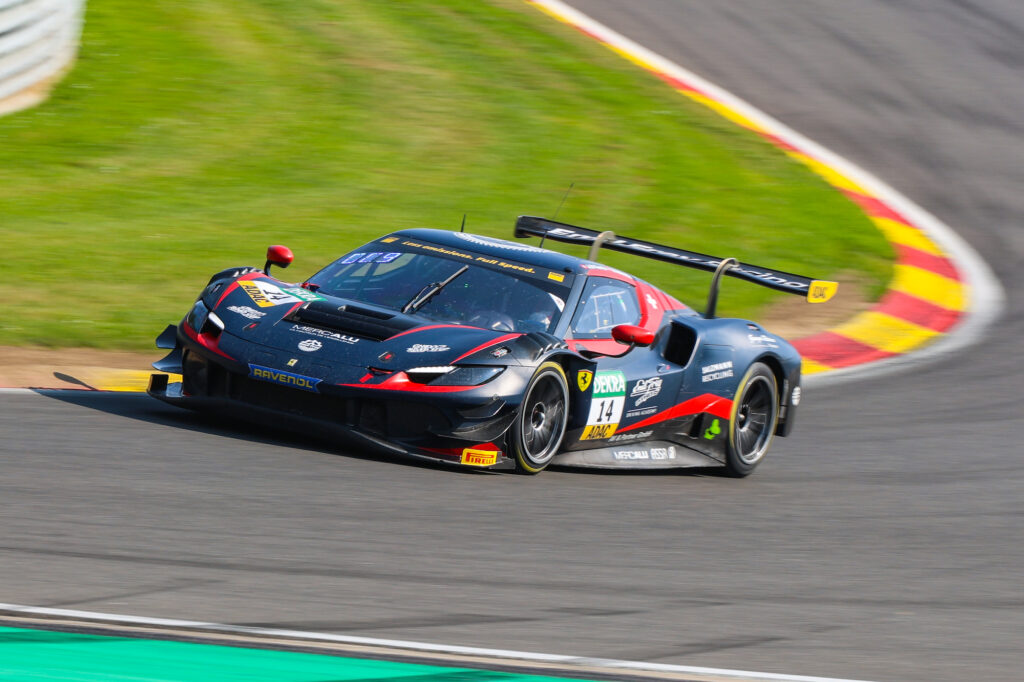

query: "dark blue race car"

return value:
[149, 216, 837, 476]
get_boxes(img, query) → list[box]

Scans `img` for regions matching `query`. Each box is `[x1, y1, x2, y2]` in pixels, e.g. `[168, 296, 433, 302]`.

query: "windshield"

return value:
[307, 238, 574, 334]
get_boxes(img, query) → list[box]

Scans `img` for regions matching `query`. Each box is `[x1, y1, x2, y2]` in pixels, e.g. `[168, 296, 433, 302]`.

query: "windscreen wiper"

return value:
[401, 265, 469, 315]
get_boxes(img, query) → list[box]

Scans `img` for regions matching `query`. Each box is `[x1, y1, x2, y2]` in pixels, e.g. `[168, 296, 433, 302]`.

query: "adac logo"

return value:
[577, 369, 593, 392]
[807, 280, 838, 303]
[248, 364, 320, 392]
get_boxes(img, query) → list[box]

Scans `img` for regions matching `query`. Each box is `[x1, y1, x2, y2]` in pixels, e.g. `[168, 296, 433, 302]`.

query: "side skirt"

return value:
[552, 440, 721, 469]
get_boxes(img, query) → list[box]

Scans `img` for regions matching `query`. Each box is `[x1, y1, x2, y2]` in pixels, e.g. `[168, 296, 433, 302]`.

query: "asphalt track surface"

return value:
[1, 2, 1022, 681]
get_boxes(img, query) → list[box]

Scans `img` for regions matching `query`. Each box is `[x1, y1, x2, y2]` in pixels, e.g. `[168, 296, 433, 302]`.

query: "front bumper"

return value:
[147, 355, 518, 471]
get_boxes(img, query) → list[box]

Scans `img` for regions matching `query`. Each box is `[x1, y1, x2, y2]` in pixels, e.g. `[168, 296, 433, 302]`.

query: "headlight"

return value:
[186, 300, 210, 331]
[186, 301, 224, 336]
[406, 365, 504, 386]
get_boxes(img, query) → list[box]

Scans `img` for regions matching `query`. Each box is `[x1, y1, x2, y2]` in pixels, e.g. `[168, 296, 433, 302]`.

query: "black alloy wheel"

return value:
[724, 362, 779, 477]
[513, 362, 569, 474]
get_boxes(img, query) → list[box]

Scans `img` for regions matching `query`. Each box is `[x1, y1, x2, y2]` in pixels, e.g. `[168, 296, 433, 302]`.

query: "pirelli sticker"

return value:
[581, 370, 626, 440]
[461, 448, 499, 466]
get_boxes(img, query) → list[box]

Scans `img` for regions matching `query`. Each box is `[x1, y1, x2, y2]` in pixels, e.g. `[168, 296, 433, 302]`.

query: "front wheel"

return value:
[512, 362, 569, 474]
[724, 362, 779, 477]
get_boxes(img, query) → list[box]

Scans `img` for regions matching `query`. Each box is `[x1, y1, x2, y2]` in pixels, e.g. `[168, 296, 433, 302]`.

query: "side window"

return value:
[570, 278, 641, 337]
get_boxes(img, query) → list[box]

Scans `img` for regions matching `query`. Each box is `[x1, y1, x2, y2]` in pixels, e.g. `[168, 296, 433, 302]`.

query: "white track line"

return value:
[0, 603, 875, 682]
[537, 0, 1004, 387]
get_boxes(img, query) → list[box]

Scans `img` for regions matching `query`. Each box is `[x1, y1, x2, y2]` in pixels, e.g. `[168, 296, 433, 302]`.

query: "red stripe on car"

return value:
[618, 393, 733, 433]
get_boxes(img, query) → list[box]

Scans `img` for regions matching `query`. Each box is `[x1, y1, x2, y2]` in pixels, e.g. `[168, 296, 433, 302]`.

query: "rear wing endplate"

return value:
[515, 215, 838, 305]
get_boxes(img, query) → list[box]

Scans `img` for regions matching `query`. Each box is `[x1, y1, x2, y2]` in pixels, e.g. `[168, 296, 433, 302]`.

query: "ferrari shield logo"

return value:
[577, 369, 593, 392]
[286, 358, 298, 367]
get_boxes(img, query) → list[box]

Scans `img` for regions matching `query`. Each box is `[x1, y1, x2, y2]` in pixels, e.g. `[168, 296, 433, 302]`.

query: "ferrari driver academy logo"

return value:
[577, 369, 593, 392]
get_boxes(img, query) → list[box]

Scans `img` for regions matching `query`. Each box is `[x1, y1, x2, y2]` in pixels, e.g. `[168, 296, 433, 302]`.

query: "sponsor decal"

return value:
[248, 364, 320, 392]
[289, 325, 359, 344]
[402, 238, 544, 277]
[701, 360, 734, 383]
[593, 370, 626, 395]
[748, 333, 779, 347]
[280, 286, 324, 303]
[286, 358, 298, 367]
[226, 305, 265, 320]
[626, 406, 657, 419]
[548, 271, 565, 282]
[238, 280, 301, 308]
[407, 344, 450, 353]
[452, 232, 544, 252]
[381, 237, 399, 243]
[791, 386, 802, 406]
[298, 339, 322, 352]
[704, 419, 722, 440]
[608, 430, 653, 443]
[646, 293, 658, 309]
[613, 446, 676, 461]
[344, 252, 402, 265]
[577, 369, 593, 392]
[630, 377, 662, 406]
[490, 346, 510, 358]
[581, 370, 626, 440]
[460, 448, 499, 466]
[807, 280, 838, 303]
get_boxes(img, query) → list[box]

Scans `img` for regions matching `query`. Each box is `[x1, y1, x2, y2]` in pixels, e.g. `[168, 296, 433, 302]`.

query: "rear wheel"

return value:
[724, 362, 779, 477]
[513, 362, 569, 474]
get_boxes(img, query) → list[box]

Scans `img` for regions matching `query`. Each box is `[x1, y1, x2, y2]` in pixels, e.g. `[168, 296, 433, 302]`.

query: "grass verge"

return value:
[0, 0, 892, 349]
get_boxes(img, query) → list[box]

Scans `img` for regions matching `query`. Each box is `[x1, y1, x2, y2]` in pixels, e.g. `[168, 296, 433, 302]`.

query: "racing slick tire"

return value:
[723, 362, 779, 477]
[512, 361, 569, 474]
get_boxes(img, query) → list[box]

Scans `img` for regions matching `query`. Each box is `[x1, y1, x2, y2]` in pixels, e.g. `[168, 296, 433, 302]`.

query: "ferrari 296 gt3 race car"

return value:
[149, 216, 837, 476]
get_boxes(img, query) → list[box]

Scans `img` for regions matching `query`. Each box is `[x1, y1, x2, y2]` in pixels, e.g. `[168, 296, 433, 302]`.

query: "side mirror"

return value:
[612, 324, 655, 347]
[264, 245, 293, 276]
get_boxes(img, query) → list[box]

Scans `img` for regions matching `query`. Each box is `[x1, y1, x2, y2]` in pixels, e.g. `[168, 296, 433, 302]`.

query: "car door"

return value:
[562, 276, 686, 448]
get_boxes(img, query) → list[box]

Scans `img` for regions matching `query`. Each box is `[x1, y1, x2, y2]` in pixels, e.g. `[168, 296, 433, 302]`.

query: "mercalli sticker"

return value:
[289, 325, 358, 344]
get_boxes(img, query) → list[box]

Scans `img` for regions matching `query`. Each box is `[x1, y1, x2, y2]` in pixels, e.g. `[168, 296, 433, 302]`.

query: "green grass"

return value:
[0, 0, 892, 350]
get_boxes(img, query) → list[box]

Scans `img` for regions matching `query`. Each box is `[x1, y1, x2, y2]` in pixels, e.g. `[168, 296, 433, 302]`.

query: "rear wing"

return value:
[515, 216, 838, 309]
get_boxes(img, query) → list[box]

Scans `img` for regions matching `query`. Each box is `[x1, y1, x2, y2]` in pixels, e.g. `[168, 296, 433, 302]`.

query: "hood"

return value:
[211, 274, 522, 370]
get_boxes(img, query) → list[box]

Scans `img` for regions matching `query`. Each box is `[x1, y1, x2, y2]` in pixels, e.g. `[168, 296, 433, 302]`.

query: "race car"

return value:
[149, 216, 837, 476]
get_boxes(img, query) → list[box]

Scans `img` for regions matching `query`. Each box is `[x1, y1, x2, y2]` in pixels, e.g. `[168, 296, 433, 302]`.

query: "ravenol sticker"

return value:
[248, 364, 320, 392]
[577, 369, 593, 392]
[280, 286, 324, 303]
[582, 370, 626, 440]
[461, 448, 499, 466]
[238, 280, 300, 308]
